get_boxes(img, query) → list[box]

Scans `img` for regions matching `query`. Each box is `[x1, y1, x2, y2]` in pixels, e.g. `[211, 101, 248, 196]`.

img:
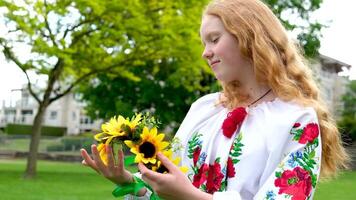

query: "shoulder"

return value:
[191, 92, 221, 108]
[245, 98, 319, 144]
[186, 92, 223, 116]
[249, 98, 318, 123]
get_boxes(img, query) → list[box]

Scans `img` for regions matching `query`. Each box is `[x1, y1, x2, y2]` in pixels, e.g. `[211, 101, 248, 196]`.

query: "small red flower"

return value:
[206, 162, 225, 194]
[193, 147, 201, 166]
[221, 107, 247, 138]
[274, 167, 312, 200]
[192, 163, 209, 188]
[226, 157, 236, 178]
[299, 123, 319, 144]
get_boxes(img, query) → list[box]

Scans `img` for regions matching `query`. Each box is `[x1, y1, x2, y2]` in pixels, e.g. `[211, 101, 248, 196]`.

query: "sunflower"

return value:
[124, 127, 169, 164]
[125, 113, 142, 131]
[94, 115, 127, 144]
[152, 149, 189, 173]
[97, 143, 108, 165]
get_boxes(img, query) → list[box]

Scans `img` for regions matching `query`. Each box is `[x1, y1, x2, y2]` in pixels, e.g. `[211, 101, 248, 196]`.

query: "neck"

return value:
[240, 81, 274, 106]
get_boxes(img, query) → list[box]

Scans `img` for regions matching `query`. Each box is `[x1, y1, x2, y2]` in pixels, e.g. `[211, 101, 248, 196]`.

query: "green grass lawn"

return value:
[313, 171, 356, 200]
[0, 159, 355, 200]
[0, 159, 130, 200]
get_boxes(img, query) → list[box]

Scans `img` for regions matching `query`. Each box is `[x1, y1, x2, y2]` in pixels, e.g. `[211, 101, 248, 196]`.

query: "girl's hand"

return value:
[138, 153, 213, 200]
[80, 144, 133, 185]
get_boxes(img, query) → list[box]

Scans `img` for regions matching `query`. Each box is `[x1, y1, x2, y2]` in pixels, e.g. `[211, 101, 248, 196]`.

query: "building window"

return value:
[80, 116, 92, 124]
[5, 110, 16, 115]
[21, 110, 33, 115]
[50, 111, 57, 120]
[72, 112, 76, 120]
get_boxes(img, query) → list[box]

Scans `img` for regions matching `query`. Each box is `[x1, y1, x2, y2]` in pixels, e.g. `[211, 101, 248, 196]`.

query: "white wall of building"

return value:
[0, 88, 102, 135]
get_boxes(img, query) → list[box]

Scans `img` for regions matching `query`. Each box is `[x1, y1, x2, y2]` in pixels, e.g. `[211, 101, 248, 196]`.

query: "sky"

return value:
[0, 0, 355, 103]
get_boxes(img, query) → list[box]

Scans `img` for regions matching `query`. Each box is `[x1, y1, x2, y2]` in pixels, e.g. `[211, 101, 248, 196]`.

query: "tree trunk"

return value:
[24, 102, 48, 179]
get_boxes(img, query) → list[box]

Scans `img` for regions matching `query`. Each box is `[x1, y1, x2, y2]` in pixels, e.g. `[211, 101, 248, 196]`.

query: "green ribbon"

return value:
[124, 155, 136, 167]
[112, 157, 161, 200]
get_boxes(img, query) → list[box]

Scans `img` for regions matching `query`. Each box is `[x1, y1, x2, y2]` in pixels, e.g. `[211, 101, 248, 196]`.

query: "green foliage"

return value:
[264, 0, 324, 57]
[338, 80, 356, 141]
[78, 0, 324, 132]
[187, 132, 203, 159]
[229, 133, 244, 164]
[5, 123, 66, 136]
[46, 136, 94, 152]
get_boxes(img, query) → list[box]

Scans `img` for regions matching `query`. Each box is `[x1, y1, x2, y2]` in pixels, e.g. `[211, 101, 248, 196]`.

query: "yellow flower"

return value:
[94, 115, 127, 145]
[124, 127, 169, 164]
[152, 149, 188, 173]
[97, 143, 108, 165]
[125, 113, 142, 131]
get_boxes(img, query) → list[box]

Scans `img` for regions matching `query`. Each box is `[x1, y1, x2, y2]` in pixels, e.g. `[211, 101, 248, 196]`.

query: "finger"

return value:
[81, 160, 88, 166]
[80, 148, 100, 173]
[106, 145, 116, 172]
[117, 149, 125, 172]
[80, 148, 96, 167]
[91, 144, 109, 174]
[138, 163, 161, 185]
[157, 152, 179, 173]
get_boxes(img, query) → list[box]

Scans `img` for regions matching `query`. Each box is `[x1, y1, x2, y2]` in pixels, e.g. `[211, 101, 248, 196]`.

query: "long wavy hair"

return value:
[204, 0, 349, 178]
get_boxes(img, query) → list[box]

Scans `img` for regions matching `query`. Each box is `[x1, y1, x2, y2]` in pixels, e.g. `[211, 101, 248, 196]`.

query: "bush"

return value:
[0, 133, 6, 144]
[46, 144, 65, 152]
[338, 116, 356, 142]
[5, 123, 66, 136]
[61, 136, 94, 151]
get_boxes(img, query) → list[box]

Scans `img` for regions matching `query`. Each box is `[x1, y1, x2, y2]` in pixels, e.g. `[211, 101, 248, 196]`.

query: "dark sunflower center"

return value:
[157, 165, 168, 173]
[139, 142, 156, 158]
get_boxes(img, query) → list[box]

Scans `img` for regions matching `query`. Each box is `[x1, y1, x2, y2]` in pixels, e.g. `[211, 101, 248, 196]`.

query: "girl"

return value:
[81, 0, 349, 199]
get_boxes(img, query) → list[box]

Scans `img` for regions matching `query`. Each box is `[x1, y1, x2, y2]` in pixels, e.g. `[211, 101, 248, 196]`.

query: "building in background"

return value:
[311, 54, 351, 119]
[0, 86, 102, 135]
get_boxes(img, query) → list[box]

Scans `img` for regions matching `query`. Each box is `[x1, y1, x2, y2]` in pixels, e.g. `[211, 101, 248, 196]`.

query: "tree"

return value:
[0, 0, 209, 178]
[79, 0, 324, 132]
[264, 0, 324, 57]
[338, 80, 356, 142]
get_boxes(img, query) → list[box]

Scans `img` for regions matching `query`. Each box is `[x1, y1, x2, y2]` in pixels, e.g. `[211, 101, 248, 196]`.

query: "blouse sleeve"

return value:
[213, 108, 322, 200]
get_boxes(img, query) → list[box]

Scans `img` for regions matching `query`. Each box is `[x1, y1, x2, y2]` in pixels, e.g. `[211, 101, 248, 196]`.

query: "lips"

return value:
[210, 60, 220, 68]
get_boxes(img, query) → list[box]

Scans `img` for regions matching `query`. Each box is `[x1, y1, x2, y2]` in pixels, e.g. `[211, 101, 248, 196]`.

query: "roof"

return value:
[319, 54, 351, 73]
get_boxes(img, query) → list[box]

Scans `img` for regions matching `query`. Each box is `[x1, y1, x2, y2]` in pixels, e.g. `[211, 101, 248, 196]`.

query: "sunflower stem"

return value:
[111, 142, 122, 165]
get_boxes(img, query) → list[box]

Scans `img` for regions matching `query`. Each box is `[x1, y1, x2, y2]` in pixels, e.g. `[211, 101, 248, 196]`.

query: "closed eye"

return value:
[212, 37, 220, 44]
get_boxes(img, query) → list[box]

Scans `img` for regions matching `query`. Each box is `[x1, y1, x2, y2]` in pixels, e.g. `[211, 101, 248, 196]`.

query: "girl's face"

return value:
[200, 14, 252, 83]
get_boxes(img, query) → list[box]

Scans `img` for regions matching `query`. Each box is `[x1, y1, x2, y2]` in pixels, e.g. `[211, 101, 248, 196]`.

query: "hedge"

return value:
[5, 123, 66, 137]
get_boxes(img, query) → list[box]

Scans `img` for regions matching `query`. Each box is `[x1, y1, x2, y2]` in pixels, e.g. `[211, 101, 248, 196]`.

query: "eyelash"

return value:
[212, 37, 219, 44]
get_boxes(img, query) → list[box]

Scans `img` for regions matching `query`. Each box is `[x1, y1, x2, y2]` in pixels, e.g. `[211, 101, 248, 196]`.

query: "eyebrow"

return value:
[200, 30, 221, 44]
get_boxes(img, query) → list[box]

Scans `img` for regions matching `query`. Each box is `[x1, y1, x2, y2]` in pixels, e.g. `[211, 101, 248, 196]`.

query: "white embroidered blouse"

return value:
[127, 92, 322, 200]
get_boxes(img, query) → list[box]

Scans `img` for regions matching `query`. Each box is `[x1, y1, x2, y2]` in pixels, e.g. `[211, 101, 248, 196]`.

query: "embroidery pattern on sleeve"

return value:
[272, 122, 320, 200]
[187, 132, 244, 194]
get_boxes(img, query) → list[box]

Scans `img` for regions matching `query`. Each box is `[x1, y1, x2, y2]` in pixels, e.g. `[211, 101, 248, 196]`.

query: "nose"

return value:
[202, 47, 213, 59]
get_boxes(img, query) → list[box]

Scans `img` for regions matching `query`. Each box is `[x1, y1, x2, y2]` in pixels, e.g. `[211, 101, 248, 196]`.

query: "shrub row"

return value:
[5, 123, 66, 137]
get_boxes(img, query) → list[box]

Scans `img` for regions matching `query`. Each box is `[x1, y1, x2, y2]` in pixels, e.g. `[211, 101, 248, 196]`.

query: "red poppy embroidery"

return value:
[274, 167, 312, 200]
[192, 163, 209, 188]
[193, 147, 201, 167]
[206, 162, 225, 194]
[221, 107, 247, 138]
[226, 157, 236, 178]
[293, 123, 301, 128]
[299, 123, 319, 144]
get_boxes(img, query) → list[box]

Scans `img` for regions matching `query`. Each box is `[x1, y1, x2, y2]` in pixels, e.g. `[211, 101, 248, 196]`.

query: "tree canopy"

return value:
[78, 0, 325, 132]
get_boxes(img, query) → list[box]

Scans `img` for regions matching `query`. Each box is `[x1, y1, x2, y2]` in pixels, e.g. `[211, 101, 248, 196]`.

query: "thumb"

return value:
[157, 152, 179, 173]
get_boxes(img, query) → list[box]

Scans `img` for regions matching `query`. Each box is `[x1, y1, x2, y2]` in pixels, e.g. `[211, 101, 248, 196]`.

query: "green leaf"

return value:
[124, 155, 136, 167]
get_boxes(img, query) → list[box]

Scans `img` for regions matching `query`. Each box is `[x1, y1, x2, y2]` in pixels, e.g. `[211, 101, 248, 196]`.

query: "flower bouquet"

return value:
[93, 113, 186, 198]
